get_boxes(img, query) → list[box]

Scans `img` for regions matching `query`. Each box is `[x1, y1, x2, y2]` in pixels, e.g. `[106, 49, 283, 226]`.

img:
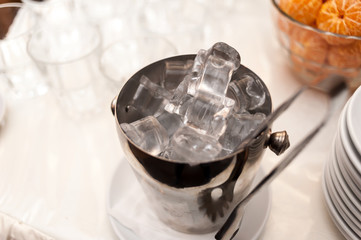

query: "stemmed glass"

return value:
[0, 2, 48, 98]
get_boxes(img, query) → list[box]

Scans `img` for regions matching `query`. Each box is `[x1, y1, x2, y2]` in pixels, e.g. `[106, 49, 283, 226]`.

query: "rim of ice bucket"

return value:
[114, 54, 272, 164]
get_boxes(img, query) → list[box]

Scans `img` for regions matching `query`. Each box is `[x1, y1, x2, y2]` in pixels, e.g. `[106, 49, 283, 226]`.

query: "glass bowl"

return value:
[271, 0, 361, 92]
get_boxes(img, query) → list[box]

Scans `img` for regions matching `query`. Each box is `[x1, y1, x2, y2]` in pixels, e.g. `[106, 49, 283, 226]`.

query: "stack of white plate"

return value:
[323, 86, 361, 240]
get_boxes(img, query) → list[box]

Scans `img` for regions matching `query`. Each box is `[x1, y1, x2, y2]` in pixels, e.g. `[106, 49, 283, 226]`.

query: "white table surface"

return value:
[0, 0, 347, 239]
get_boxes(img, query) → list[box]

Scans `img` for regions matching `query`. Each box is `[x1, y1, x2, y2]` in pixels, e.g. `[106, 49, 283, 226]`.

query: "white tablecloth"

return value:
[0, 0, 346, 239]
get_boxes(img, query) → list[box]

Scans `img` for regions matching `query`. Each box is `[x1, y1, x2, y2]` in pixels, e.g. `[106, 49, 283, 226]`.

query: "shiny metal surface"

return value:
[267, 130, 290, 156]
[215, 81, 349, 240]
[112, 54, 287, 233]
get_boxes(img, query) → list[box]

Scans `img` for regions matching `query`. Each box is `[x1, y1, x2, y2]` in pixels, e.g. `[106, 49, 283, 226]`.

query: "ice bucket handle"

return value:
[111, 97, 117, 116]
[216, 80, 348, 240]
[265, 130, 290, 155]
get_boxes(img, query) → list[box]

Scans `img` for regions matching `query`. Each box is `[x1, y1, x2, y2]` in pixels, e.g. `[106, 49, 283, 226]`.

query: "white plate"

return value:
[324, 156, 361, 238]
[107, 159, 271, 240]
[329, 146, 361, 224]
[334, 101, 361, 193]
[325, 162, 361, 237]
[336, 140, 361, 191]
[346, 86, 361, 155]
[0, 92, 5, 124]
[337, 105, 361, 189]
[322, 162, 358, 240]
[334, 134, 361, 200]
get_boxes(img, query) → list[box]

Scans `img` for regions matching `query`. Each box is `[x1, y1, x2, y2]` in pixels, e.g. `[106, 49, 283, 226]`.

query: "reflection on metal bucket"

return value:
[111, 54, 288, 234]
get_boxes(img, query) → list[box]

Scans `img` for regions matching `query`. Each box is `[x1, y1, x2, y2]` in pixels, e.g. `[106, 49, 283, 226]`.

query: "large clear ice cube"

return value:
[207, 42, 241, 69]
[197, 55, 237, 101]
[121, 116, 169, 155]
[191, 42, 240, 81]
[191, 49, 209, 79]
[131, 75, 172, 116]
[246, 75, 266, 111]
[164, 126, 222, 164]
[183, 93, 235, 138]
[162, 60, 193, 91]
[156, 111, 183, 138]
[218, 112, 266, 156]
[228, 74, 266, 113]
[165, 42, 241, 119]
[164, 74, 195, 115]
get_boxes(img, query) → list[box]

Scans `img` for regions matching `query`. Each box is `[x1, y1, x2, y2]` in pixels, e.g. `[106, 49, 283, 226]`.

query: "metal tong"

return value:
[215, 78, 348, 240]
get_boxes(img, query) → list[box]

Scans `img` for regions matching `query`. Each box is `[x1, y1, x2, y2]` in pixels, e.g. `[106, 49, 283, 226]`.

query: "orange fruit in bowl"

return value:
[289, 27, 329, 64]
[316, 0, 361, 45]
[279, 0, 323, 25]
[327, 41, 361, 68]
[287, 35, 328, 85]
[275, 0, 361, 90]
[287, 27, 328, 80]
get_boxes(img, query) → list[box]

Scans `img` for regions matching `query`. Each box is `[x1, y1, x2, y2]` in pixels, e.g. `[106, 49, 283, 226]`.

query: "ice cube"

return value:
[246, 75, 266, 111]
[165, 42, 240, 117]
[121, 116, 169, 155]
[166, 126, 222, 164]
[191, 42, 241, 80]
[164, 74, 195, 115]
[183, 93, 235, 138]
[131, 75, 172, 116]
[208, 42, 241, 69]
[228, 74, 266, 113]
[218, 112, 266, 156]
[191, 49, 209, 78]
[158, 148, 171, 159]
[162, 60, 193, 91]
[139, 75, 173, 99]
[228, 78, 248, 113]
[156, 111, 183, 138]
[197, 55, 237, 100]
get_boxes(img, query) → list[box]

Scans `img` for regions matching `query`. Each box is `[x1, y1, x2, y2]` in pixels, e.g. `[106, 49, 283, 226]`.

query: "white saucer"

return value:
[335, 140, 361, 200]
[339, 101, 361, 176]
[107, 159, 271, 240]
[336, 102, 361, 196]
[0, 92, 5, 125]
[346, 86, 361, 154]
[334, 133, 361, 211]
[329, 148, 361, 226]
[322, 161, 358, 240]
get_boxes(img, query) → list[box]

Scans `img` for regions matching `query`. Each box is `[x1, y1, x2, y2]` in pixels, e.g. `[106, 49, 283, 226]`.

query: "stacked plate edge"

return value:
[322, 86, 361, 240]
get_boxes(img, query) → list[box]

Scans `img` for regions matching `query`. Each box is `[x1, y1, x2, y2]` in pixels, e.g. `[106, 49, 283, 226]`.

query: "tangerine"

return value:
[316, 0, 361, 45]
[288, 28, 329, 85]
[279, 0, 323, 25]
[289, 27, 328, 64]
[327, 41, 361, 68]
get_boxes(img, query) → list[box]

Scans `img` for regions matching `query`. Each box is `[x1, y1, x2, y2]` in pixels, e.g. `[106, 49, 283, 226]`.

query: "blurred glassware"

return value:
[100, 36, 177, 94]
[77, 0, 131, 23]
[0, 91, 5, 126]
[27, 23, 106, 120]
[271, 0, 361, 92]
[22, 0, 78, 27]
[21, 0, 47, 13]
[0, 3, 48, 98]
[21, 0, 52, 17]
[77, 0, 134, 48]
[137, 0, 206, 53]
[197, 0, 235, 18]
[34, 0, 79, 26]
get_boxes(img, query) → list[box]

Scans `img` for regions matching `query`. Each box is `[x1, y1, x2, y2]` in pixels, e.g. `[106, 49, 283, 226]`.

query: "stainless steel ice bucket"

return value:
[111, 54, 289, 234]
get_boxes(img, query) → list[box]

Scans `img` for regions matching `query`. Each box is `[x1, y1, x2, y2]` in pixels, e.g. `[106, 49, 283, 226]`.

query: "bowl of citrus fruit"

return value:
[271, 0, 361, 91]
